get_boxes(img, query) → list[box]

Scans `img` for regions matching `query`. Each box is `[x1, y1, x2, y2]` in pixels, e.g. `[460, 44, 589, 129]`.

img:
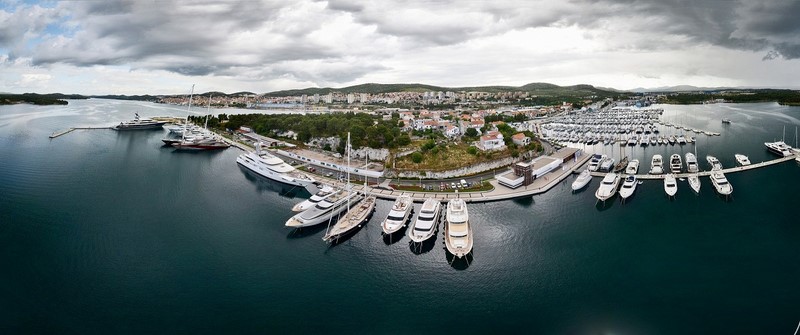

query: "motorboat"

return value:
[664, 174, 678, 197]
[722, 119, 731, 124]
[764, 141, 793, 157]
[650, 154, 664, 174]
[407, 198, 441, 243]
[649, 136, 657, 146]
[444, 198, 473, 258]
[571, 169, 592, 191]
[668, 135, 676, 145]
[640, 135, 649, 147]
[669, 154, 683, 173]
[688, 175, 701, 194]
[594, 172, 620, 201]
[587, 154, 605, 172]
[112, 113, 167, 130]
[625, 159, 640, 174]
[599, 157, 615, 172]
[323, 194, 376, 242]
[709, 169, 733, 196]
[734, 154, 751, 166]
[618, 175, 637, 200]
[685, 152, 699, 173]
[706, 155, 722, 170]
[292, 184, 336, 212]
[285, 190, 361, 228]
[237, 144, 316, 187]
[677, 135, 687, 145]
[381, 195, 413, 235]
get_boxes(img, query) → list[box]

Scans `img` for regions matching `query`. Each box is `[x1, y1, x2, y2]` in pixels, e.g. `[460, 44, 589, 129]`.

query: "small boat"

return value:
[407, 198, 441, 243]
[706, 155, 722, 170]
[735, 154, 751, 166]
[649, 136, 657, 146]
[650, 154, 664, 174]
[292, 184, 336, 212]
[722, 119, 731, 124]
[594, 173, 620, 202]
[688, 175, 701, 194]
[571, 169, 592, 191]
[613, 156, 628, 172]
[619, 175, 637, 200]
[685, 152, 699, 173]
[664, 174, 678, 197]
[669, 154, 682, 173]
[625, 159, 640, 174]
[709, 169, 733, 196]
[444, 198, 473, 258]
[677, 135, 687, 145]
[668, 135, 676, 145]
[381, 195, 413, 235]
[599, 156, 615, 172]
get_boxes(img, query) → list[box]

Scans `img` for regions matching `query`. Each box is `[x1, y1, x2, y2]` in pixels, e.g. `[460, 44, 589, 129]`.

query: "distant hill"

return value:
[0, 93, 88, 105]
[630, 85, 744, 93]
[263, 82, 623, 98]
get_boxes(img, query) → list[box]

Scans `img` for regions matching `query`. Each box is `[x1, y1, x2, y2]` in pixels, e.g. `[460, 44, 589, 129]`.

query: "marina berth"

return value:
[650, 154, 664, 174]
[709, 169, 733, 196]
[292, 184, 336, 212]
[688, 175, 701, 194]
[285, 190, 360, 228]
[571, 169, 592, 191]
[663, 174, 678, 197]
[735, 154, 751, 166]
[706, 155, 722, 170]
[669, 154, 683, 173]
[764, 141, 793, 157]
[625, 159, 640, 174]
[323, 194, 376, 242]
[381, 195, 413, 235]
[407, 198, 441, 243]
[444, 198, 473, 258]
[112, 113, 167, 130]
[236, 144, 316, 188]
[685, 152, 699, 173]
[619, 175, 637, 200]
[595, 172, 620, 202]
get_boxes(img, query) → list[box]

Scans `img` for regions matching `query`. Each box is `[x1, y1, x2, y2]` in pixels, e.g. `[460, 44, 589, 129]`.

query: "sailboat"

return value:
[323, 133, 374, 242]
[173, 92, 230, 151]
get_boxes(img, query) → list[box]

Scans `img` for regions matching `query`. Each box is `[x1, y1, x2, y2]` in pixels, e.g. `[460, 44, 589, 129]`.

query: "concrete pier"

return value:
[589, 155, 796, 179]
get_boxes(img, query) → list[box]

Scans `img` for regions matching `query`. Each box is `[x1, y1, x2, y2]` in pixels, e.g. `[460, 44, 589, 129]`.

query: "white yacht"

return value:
[381, 195, 413, 235]
[619, 175, 637, 200]
[444, 198, 473, 258]
[407, 198, 441, 243]
[292, 184, 336, 212]
[587, 154, 605, 172]
[685, 152, 699, 173]
[664, 174, 678, 197]
[595, 172, 620, 201]
[625, 159, 640, 174]
[599, 156, 615, 172]
[677, 135, 687, 145]
[764, 141, 793, 157]
[688, 175, 701, 194]
[669, 154, 683, 173]
[709, 169, 733, 196]
[734, 154, 751, 166]
[236, 145, 316, 187]
[285, 191, 361, 228]
[706, 155, 722, 170]
[650, 154, 664, 174]
[571, 169, 592, 191]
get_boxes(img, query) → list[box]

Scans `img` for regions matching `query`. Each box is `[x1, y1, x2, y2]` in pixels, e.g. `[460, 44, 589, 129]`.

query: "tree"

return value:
[467, 146, 478, 155]
[464, 127, 478, 137]
[411, 152, 423, 163]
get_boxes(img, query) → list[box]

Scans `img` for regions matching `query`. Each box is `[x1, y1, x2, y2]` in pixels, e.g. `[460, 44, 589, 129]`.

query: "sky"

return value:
[1, 0, 800, 95]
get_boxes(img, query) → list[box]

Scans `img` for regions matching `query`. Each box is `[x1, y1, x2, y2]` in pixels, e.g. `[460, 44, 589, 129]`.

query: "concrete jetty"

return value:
[49, 126, 112, 138]
[588, 154, 796, 179]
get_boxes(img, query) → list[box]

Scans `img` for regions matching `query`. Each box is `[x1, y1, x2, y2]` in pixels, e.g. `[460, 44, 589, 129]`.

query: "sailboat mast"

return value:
[183, 84, 194, 141]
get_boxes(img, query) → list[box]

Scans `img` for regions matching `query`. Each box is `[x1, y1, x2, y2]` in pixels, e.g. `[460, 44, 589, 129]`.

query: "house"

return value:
[478, 131, 505, 151]
[444, 124, 460, 137]
[511, 132, 531, 146]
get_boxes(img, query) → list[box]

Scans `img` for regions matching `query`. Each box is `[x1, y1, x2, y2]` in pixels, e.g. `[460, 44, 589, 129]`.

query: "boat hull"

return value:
[237, 155, 314, 188]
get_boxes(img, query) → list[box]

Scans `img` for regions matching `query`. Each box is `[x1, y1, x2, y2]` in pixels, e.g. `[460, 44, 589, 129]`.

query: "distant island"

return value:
[0, 93, 88, 105]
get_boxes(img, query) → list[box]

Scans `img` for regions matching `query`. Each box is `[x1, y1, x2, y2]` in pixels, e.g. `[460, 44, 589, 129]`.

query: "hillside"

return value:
[263, 82, 623, 98]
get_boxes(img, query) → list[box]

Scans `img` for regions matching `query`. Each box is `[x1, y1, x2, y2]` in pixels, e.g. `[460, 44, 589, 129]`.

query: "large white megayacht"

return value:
[407, 198, 441, 243]
[444, 198, 473, 258]
[381, 195, 413, 235]
[236, 143, 316, 188]
[292, 184, 336, 212]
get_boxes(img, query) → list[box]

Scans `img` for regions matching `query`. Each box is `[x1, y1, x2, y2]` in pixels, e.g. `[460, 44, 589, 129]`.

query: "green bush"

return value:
[411, 152, 423, 163]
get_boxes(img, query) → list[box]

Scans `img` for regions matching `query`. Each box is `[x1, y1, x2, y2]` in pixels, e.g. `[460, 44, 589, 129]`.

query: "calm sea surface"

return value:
[1, 99, 798, 334]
